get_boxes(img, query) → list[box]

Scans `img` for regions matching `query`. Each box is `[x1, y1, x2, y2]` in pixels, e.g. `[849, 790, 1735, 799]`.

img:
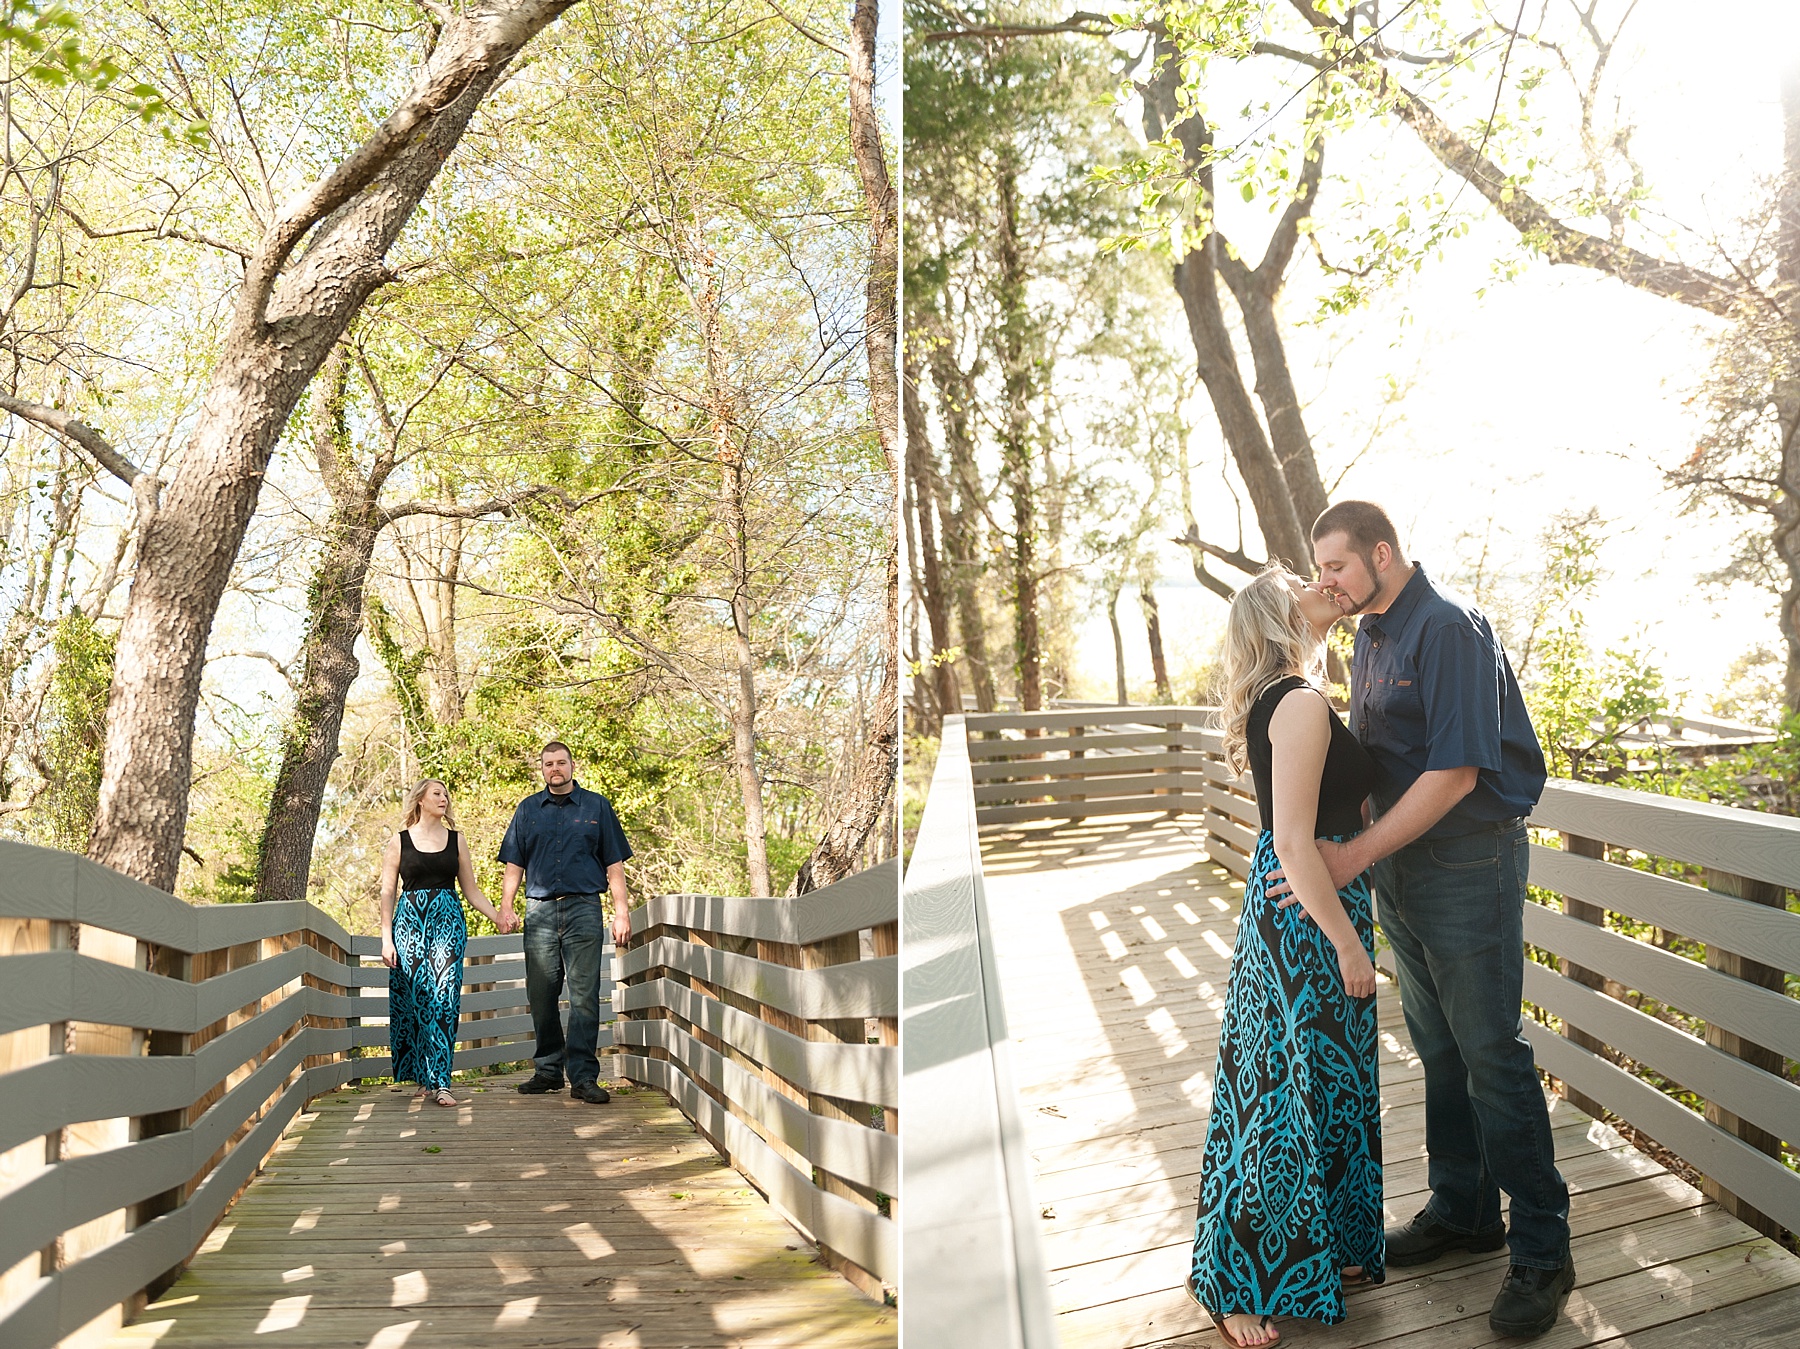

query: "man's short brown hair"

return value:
[541, 740, 573, 760]
[1312, 500, 1405, 560]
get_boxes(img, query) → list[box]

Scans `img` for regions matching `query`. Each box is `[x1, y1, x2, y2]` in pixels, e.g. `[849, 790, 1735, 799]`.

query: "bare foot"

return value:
[1343, 1265, 1365, 1284]
[433, 1088, 457, 1107]
[1223, 1313, 1279, 1346]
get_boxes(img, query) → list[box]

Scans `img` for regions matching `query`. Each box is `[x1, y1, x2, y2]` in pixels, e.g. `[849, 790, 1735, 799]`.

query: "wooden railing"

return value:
[903, 717, 1060, 1348]
[0, 840, 600, 1349]
[612, 860, 899, 1300]
[962, 705, 1800, 1241]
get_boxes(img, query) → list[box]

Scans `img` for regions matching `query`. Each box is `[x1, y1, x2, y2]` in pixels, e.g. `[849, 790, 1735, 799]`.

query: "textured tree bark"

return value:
[904, 353, 958, 724]
[925, 327, 999, 711]
[87, 0, 574, 891]
[1215, 129, 1330, 535]
[1107, 583, 1128, 705]
[1139, 583, 1172, 702]
[790, 0, 900, 893]
[996, 161, 1043, 711]
[1142, 38, 1309, 570]
[254, 350, 383, 903]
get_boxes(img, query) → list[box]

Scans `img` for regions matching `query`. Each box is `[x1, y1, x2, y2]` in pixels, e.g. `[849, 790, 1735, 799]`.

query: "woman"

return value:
[1186, 567, 1384, 1348]
[379, 779, 513, 1107]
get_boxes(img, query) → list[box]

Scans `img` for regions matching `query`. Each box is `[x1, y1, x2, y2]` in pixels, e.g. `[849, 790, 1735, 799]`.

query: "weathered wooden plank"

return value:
[970, 752, 1217, 782]
[616, 1019, 895, 1192]
[615, 939, 896, 1021]
[968, 731, 1219, 760]
[96, 1072, 892, 1349]
[1534, 778, 1800, 891]
[634, 860, 897, 949]
[1522, 961, 1800, 1150]
[967, 708, 1214, 733]
[1524, 1025, 1800, 1236]
[976, 797, 1211, 827]
[1528, 844, 1800, 973]
[617, 978, 895, 1105]
[1523, 902, 1800, 1062]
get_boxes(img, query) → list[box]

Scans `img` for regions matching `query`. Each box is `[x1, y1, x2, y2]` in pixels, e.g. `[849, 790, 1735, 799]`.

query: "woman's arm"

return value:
[457, 833, 512, 933]
[1268, 689, 1376, 998]
[379, 836, 401, 968]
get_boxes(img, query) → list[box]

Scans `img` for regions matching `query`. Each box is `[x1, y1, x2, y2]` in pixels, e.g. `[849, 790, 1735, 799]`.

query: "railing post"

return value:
[1698, 867, 1787, 1239]
[467, 951, 495, 1051]
[802, 928, 884, 1300]
[1068, 723, 1084, 819]
[1556, 833, 1610, 1121]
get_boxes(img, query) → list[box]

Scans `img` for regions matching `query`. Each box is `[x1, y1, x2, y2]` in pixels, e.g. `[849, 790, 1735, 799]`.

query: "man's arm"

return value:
[607, 861, 630, 946]
[1269, 766, 1478, 897]
[502, 862, 525, 913]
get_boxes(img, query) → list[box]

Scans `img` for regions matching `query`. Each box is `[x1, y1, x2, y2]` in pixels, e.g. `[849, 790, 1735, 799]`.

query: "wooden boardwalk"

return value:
[979, 814, 1800, 1348]
[106, 1069, 893, 1349]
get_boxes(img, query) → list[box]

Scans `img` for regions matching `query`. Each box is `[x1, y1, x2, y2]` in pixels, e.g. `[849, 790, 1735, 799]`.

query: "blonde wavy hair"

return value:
[401, 779, 460, 830]
[1217, 566, 1323, 776]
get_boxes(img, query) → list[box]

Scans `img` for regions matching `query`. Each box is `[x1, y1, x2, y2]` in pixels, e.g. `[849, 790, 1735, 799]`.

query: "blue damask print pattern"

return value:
[389, 888, 468, 1091]
[1186, 830, 1385, 1326]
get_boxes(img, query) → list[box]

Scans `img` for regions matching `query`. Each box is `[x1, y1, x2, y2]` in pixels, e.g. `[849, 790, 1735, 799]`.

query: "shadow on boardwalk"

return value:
[979, 814, 1800, 1349]
[109, 1070, 893, 1349]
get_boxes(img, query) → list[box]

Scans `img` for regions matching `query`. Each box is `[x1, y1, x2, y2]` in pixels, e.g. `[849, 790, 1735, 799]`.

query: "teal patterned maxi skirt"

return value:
[1186, 830, 1384, 1325]
[390, 887, 467, 1091]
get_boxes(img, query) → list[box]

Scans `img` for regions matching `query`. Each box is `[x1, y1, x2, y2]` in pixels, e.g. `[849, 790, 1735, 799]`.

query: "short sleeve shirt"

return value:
[497, 783, 633, 898]
[1349, 565, 1546, 839]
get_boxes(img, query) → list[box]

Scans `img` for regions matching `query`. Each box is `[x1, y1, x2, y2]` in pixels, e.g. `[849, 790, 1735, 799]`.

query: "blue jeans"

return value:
[523, 893, 606, 1088]
[1374, 819, 1571, 1269]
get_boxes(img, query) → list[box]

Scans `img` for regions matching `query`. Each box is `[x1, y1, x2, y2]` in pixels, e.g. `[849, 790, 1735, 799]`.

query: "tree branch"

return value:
[1285, 0, 1742, 315]
[234, 0, 575, 332]
[920, 9, 1116, 43]
[0, 393, 146, 486]
[380, 483, 562, 524]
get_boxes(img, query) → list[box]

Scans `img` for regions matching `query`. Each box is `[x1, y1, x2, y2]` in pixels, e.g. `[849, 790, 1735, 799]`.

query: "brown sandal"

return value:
[433, 1088, 456, 1107]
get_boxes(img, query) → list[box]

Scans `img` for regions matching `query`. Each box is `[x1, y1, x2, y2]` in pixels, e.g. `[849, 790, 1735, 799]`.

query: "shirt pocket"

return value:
[1366, 653, 1424, 745]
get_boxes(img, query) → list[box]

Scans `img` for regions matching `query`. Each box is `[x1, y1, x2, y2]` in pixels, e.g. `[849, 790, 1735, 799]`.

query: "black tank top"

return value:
[399, 829, 460, 892]
[1246, 676, 1376, 836]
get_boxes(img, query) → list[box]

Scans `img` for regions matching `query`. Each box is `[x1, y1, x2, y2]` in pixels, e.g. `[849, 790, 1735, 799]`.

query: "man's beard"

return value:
[1334, 551, 1382, 615]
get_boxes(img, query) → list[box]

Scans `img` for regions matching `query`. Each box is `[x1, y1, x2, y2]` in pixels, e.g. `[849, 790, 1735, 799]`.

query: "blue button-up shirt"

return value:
[497, 782, 633, 898]
[1350, 565, 1546, 839]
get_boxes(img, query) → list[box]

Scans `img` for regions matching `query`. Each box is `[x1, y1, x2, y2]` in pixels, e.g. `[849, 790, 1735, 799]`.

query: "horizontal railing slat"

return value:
[1535, 779, 1800, 891]
[966, 730, 1218, 759]
[618, 977, 896, 1106]
[636, 859, 897, 948]
[1523, 902, 1800, 1062]
[1523, 1024, 1800, 1234]
[966, 707, 1215, 733]
[976, 795, 1211, 826]
[1522, 963, 1800, 1146]
[618, 1019, 896, 1194]
[616, 938, 897, 1019]
[973, 772, 1199, 805]
[1528, 845, 1800, 972]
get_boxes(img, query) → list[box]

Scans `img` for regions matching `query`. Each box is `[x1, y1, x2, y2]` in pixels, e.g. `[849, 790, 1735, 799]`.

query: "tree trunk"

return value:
[254, 351, 382, 902]
[996, 160, 1042, 711]
[904, 353, 958, 724]
[1776, 59, 1800, 710]
[926, 328, 998, 711]
[1108, 583, 1128, 705]
[791, 0, 900, 893]
[1139, 582, 1172, 702]
[87, 0, 573, 891]
[1142, 37, 1308, 570]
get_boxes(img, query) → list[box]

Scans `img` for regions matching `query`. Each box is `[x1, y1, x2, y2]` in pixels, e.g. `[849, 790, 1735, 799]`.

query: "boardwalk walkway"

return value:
[979, 814, 1800, 1348]
[107, 1069, 894, 1349]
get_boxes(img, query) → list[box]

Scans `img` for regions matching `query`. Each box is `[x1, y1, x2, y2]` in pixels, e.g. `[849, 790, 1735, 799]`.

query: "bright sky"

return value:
[1068, 1, 1798, 715]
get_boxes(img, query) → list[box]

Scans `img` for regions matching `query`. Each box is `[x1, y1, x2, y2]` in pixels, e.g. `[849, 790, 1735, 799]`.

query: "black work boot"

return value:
[1489, 1261, 1576, 1337]
[1384, 1207, 1507, 1267]
[516, 1075, 564, 1094]
[571, 1081, 611, 1104]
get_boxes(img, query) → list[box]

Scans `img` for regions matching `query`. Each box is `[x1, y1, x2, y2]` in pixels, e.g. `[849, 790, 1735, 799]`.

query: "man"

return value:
[499, 740, 634, 1104]
[1268, 500, 1574, 1339]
